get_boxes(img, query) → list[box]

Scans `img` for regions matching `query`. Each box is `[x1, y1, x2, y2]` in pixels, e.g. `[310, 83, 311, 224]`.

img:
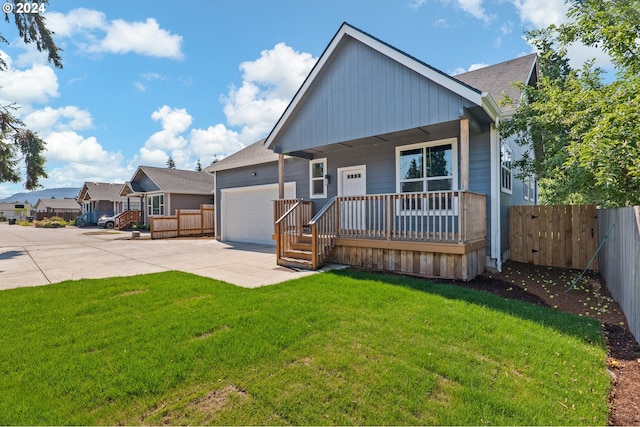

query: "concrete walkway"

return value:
[0, 223, 323, 291]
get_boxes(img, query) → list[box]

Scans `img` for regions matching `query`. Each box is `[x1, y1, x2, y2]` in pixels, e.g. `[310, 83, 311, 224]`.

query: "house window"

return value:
[396, 139, 456, 193]
[309, 158, 327, 198]
[147, 194, 164, 216]
[501, 143, 512, 193]
[524, 174, 536, 202]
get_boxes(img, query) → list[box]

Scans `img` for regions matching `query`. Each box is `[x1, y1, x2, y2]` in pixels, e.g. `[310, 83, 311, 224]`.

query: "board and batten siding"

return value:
[274, 37, 477, 154]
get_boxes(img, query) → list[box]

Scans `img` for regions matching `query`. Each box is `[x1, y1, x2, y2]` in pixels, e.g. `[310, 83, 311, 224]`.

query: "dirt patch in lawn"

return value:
[442, 261, 639, 426]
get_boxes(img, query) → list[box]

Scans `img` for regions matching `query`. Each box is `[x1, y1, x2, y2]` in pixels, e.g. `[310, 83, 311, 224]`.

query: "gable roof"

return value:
[35, 198, 81, 210]
[454, 53, 538, 112]
[205, 139, 281, 173]
[77, 182, 127, 202]
[128, 166, 214, 194]
[266, 22, 500, 150]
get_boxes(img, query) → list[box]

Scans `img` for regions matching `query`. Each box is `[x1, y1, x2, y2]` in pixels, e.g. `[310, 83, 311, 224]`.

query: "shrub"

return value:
[34, 217, 68, 228]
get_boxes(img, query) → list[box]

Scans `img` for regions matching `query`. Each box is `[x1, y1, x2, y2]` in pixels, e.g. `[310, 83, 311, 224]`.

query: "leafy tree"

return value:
[166, 156, 176, 169]
[500, 0, 640, 207]
[0, 0, 62, 190]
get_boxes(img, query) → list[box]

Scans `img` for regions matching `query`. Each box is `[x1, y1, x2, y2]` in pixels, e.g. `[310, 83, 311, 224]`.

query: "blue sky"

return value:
[0, 0, 610, 198]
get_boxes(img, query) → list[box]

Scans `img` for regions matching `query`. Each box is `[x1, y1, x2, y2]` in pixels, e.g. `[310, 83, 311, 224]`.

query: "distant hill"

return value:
[0, 187, 81, 205]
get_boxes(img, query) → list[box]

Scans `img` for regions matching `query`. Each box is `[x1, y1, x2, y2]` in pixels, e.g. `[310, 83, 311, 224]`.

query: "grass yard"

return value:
[0, 270, 609, 425]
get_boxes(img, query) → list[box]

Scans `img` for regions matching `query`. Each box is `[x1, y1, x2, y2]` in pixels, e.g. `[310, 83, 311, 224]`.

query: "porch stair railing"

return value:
[274, 199, 314, 269]
[114, 210, 142, 230]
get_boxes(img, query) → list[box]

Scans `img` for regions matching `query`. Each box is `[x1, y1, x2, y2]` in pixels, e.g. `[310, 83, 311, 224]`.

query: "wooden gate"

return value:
[509, 205, 598, 270]
[151, 204, 214, 239]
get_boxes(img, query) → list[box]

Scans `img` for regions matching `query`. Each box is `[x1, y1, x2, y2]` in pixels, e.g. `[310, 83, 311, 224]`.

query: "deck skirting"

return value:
[328, 238, 486, 281]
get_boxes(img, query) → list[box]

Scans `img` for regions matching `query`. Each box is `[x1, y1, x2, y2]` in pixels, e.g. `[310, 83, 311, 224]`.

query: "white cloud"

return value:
[134, 82, 146, 92]
[44, 131, 114, 163]
[189, 124, 243, 162]
[46, 8, 108, 37]
[43, 161, 133, 188]
[222, 42, 317, 143]
[454, 0, 492, 23]
[139, 146, 170, 166]
[144, 106, 192, 151]
[510, 0, 568, 28]
[413, 0, 492, 22]
[451, 63, 488, 75]
[0, 51, 59, 104]
[46, 9, 183, 60]
[96, 18, 183, 59]
[23, 106, 93, 132]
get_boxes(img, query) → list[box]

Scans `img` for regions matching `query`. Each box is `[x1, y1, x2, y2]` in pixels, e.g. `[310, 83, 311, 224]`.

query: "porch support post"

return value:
[460, 118, 470, 191]
[278, 153, 285, 199]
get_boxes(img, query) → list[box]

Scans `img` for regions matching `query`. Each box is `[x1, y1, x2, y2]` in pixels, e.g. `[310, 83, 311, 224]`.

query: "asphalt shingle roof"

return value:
[205, 139, 277, 173]
[35, 198, 81, 210]
[134, 166, 215, 194]
[78, 182, 128, 202]
[454, 53, 537, 111]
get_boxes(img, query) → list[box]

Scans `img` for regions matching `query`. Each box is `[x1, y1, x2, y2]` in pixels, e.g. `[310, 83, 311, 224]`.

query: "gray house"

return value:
[120, 166, 215, 226]
[211, 23, 537, 280]
[76, 182, 141, 226]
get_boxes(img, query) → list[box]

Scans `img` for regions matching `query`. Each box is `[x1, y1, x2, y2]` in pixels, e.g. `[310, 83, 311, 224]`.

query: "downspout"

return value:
[490, 121, 502, 272]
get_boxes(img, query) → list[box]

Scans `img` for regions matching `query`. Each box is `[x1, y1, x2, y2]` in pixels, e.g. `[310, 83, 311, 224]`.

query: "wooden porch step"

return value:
[284, 249, 313, 261]
[290, 241, 312, 251]
[279, 256, 313, 270]
[297, 234, 312, 244]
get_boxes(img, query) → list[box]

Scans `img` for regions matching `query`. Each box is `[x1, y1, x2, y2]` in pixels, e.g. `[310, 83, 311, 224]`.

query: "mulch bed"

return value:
[440, 261, 639, 426]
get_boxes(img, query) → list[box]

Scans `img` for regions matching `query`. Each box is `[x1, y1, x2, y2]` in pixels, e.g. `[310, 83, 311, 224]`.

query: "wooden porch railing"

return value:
[274, 199, 313, 262]
[309, 198, 338, 270]
[334, 191, 486, 243]
[114, 210, 142, 229]
[274, 191, 486, 270]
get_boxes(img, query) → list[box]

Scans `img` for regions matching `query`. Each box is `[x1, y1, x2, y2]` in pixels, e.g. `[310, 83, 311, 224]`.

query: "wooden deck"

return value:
[275, 191, 487, 281]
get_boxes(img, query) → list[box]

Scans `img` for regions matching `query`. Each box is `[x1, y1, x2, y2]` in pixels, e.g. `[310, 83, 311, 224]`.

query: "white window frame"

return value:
[395, 137, 459, 194]
[309, 158, 327, 199]
[147, 193, 165, 216]
[501, 143, 512, 194]
[523, 174, 537, 202]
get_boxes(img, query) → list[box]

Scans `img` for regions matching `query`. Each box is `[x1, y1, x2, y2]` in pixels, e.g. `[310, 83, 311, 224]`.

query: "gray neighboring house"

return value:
[120, 166, 215, 226]
[76, 181, 141, 226]
[211, 23, 538, 279]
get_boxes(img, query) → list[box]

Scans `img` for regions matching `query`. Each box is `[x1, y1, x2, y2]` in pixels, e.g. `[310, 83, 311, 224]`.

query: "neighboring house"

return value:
[34, 198, 81, 215]
[120, 166, 215, 226]
[76, 182, 141, 226]
[0, 202, 32, 221]
[211, 23, 538, 280]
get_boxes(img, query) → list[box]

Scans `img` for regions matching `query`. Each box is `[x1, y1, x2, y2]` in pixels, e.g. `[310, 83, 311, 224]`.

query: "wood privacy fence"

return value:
[598, 207, 640, 344]
[509, 205, 598, 270]
[150, 204, 214, 239]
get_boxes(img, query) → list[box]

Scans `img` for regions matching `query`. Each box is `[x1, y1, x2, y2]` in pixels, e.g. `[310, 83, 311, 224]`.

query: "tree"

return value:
[166, 156, 176, 169]
[500, 0, 640, 207]
[195, 158, 203, 172]
[0, 0, 62, 190]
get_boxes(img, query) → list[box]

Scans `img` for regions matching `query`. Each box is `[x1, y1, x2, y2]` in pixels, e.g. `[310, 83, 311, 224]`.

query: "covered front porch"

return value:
[274, 190, 486, 281]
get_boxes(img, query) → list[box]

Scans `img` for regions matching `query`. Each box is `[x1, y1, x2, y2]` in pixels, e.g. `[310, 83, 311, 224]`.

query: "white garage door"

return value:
[221, 182, 296, 246]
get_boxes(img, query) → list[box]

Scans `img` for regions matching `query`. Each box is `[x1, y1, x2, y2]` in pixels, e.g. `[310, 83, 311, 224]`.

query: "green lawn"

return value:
[0, 270, 609, 425]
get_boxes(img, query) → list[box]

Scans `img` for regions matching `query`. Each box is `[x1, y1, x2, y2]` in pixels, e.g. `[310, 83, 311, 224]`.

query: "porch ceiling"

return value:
[285, 120, 462, 158]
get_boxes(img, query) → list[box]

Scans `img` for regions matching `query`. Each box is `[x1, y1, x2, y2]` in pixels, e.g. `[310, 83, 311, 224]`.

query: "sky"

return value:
[0, 0, 612, 198]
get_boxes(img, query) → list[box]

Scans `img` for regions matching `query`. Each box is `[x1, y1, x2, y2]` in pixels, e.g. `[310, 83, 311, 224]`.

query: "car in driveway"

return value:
[97, 215, 115, 229]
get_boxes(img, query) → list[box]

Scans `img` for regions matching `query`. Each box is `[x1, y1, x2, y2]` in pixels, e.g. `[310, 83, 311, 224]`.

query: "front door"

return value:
[338, 165, 366, 231]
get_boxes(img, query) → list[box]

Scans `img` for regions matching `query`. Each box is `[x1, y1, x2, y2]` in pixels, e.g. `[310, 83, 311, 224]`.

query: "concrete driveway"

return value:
[0, 223, 321, 291]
